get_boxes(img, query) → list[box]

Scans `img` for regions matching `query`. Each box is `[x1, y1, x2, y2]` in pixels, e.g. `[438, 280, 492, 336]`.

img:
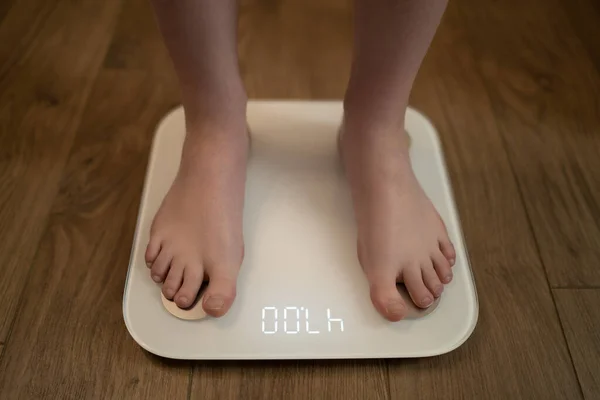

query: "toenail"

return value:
[164, 288, 175, 298]
[444, 275, 452, 283]
[152, 275, 161, 283]
[385, 301, 405, 316]
[204, 296, 225, 310]
[422, 297, 433, 307]
[178, 296, 188, 305]
[434, 286, 443, 296]
[449, 258, 455, 265]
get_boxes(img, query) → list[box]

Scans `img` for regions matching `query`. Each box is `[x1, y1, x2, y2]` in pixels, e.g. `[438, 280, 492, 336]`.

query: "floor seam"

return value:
[385, 360, 392, 400]
[186, 364, 194, 400]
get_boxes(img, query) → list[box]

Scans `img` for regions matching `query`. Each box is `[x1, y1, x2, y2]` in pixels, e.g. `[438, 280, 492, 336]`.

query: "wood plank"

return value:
[0, 69, 190, 399]
[560, 0, 600, 72]
[456, 0, 600, 287]
[238, 0, 353, 99]
[554, 289, 600, 399]
[386, 2, 582, 398]
[0, 0, 15, 23]
[103, 0, 174, 78]
[0, 0, 123, 341]
[192, 361, 389, 400]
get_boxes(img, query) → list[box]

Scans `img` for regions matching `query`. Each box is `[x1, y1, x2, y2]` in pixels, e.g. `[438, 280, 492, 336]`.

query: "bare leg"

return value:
[145, 0, 247, 317]
[340, 0, 456, 321]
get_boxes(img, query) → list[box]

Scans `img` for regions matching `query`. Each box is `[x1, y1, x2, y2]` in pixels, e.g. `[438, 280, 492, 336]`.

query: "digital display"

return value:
[261, 306, 344, 334]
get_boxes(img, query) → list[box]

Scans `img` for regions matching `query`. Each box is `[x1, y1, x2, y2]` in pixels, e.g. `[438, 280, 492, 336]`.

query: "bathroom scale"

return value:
[122, 100, 478, 360]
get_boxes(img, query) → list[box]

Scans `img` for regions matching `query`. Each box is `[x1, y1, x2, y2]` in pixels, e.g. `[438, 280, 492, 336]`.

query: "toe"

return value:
[432, 251, 453, 284]
[174, 264, 205, 309]
[145, 237, 161, 267]
[439, 238, 456, 266]
[402, 265, 434, 308]
[367, 273, 408, 322]
[421, 262, 444, 298]
[202, 270, 238, 318]
[162, 260, 185, 299]
[150, 249, 172, 283]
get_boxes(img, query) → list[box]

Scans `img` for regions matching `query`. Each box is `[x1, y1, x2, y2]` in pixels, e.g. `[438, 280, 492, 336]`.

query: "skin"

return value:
[145, 0, 455, 321]
[340, 0, 455, 321]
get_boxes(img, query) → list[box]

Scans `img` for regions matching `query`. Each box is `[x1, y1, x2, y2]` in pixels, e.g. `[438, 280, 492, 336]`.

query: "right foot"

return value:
[145, 118, 248, 317]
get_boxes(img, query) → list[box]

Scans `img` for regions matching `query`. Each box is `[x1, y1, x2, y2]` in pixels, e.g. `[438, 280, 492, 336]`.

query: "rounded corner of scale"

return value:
[122, 307, 177, 360]
[406, 106, 443, 141]
[406, 105, 434, 126]
[158, 104, 184, 126]
[435, 307, 479, 357]
[152, 105, 184, 139]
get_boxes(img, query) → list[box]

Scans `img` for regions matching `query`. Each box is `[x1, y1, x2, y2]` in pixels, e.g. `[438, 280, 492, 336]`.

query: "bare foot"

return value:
[339, 120, 456, 322]
[145, 119, 248, 317]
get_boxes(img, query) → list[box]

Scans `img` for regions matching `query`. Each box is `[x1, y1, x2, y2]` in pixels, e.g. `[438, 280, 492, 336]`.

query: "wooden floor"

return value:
[1, 0, 599, 398]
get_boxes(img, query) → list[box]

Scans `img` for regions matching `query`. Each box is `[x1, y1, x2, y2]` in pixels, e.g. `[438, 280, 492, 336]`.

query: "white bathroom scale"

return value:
[123, 100, 478, 360]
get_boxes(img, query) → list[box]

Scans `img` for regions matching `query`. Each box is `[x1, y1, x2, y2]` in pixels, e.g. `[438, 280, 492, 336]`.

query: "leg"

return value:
[340, 0, 456, 321]
[145, 0, 247, 316]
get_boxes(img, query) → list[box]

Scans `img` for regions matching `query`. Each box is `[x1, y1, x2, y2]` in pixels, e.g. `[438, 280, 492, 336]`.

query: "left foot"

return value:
[339, 118, 456, 322]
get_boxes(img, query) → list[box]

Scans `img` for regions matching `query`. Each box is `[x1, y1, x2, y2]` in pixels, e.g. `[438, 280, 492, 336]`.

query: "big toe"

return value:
[202, 274, 237, 317]
[368, 274, 408, 322]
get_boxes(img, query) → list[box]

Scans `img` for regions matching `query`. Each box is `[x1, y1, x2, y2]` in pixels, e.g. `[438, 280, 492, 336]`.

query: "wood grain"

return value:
[560, 0, 600, 72]
[192, 360, 389, 400]
[0, 70, 189, 399]
[554, 289, 600, 400]
[238, 0, 352, 99]
[385, 2, 583, 398]
[0, 0, 15, 23]
[103, 0, 175, 78]
[1, 0, 599, 398]
[0, 0, 123, 341]
[457, 0, 600, 287]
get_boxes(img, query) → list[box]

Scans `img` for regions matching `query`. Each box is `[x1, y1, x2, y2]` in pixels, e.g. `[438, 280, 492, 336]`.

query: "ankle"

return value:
[180, 119, 249, 172]
[340, 113, 411, 161]
[182, 85, 247, 128]
[341, 112, 406, 143]
[343, 85, 409, 132]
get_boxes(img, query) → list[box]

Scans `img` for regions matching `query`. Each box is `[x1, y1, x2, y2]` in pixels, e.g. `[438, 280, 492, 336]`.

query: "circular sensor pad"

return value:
[397, 283, 441, 319]
[161, 282, 209, 320]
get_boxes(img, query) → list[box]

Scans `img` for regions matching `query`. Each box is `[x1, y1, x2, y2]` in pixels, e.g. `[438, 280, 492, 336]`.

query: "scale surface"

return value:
[123, 101, 478, 360]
